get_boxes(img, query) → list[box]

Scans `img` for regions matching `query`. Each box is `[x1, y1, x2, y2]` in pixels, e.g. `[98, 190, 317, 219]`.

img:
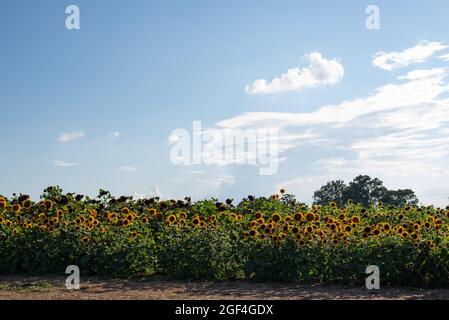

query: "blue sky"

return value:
[1, 1, 449, 206]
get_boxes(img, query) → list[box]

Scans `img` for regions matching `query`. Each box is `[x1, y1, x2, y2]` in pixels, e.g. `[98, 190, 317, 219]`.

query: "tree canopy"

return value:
[313, 175, 419, 207]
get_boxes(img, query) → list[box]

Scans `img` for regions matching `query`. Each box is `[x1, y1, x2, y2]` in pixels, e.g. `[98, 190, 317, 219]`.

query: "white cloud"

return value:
[52, 160, 79, 167]
[245, 52, 344, 94]
[189, 170, 205, 174]
[372, 41, 447, 71]
[196, 174, 235, 189]
[58, 130, 85, 143]
[109, 131, 121, 140]
[440, 53, 449, 61]
[213, 64, 449, 205]
[120, 166, 137, 172]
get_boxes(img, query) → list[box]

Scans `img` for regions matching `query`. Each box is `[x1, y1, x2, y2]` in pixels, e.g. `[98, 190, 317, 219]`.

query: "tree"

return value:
[380, 189, 419, 207]
[343, 175, 385, 207]
[313, 175, 419, 207]
[313, 180, 347, 208]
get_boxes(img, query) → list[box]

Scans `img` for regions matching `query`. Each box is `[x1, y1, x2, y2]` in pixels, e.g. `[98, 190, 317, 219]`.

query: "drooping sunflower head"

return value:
[44, 200, 52, 210]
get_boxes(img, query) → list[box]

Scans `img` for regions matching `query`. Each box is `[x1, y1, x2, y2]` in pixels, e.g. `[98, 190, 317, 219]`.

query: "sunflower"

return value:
[291, 226, 299, 234]
[364, 226, 372, 234]
[330, 202, 337, 209]
[373, 229, 380, 236]
[167, 215, 176, 224]
[305, 212, 315, 222]
[121, 207, 130, 215]
[255, 212, 263, 219]
[249, 229, 258, 237]
[0, 200, 6, 210]
[383, 223, 391, 231]
[179, 212, 187, 220]
[81, 236, 89, 243]
[141, 215, 149, 224]
[44, 200, 52, 210]
[22, 199, 32, 209]
[156, 212, 164, 220]
[5, 220, 12, 227]
[272, 213, 281, 223]
[401, 232, 408, 239]
[344, 225, 351, 232]
[12, 204, 21, 214]
[192, 217, 200, 226]
[294, 212, 303, 222]
[351, 216, 360, 224]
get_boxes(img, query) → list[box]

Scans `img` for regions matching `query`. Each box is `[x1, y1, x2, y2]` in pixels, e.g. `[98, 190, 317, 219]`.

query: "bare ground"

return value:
[1, 275, 449, 300]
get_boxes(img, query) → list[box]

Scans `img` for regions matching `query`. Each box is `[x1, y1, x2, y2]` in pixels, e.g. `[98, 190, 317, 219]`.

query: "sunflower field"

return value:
[1, 186, 449, 287]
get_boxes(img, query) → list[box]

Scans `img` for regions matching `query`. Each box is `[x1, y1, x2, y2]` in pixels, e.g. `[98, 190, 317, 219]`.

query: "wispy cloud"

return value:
[52, 160, 79, 167]
[58, 130, 85, 143]
[109, 131, 121, 140]
[213, 52, 449, 204]
[120, 166, 137, 172]
[372, 41, 447, 71]
[440, 53, 449, 61]
[245, 52, 344, 94]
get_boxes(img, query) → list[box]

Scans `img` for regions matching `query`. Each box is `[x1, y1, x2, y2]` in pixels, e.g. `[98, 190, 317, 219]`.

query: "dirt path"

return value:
[1, 276, 448, 300]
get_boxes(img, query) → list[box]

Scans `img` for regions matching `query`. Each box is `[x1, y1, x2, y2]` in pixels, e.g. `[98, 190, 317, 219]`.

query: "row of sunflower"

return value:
[1, 188, 449, 286]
